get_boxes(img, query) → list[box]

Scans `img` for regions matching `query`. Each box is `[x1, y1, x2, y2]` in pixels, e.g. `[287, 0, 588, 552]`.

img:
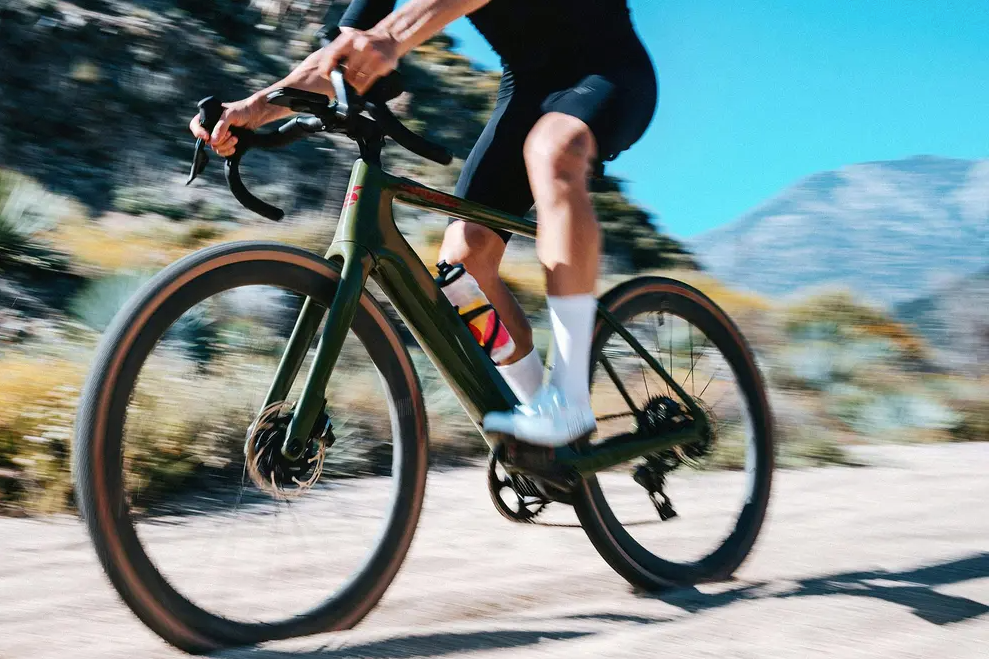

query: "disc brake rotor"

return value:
[245, 401, 327, 499]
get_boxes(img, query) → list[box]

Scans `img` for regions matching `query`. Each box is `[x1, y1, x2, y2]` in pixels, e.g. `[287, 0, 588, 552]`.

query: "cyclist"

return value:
[189, 0, 657, 447]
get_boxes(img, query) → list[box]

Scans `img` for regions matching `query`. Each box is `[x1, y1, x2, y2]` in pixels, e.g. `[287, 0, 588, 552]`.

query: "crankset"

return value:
[487, 451, 550, 523]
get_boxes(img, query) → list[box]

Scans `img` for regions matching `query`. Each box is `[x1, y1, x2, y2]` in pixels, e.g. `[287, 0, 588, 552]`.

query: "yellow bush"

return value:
[0, 353, 86, 513]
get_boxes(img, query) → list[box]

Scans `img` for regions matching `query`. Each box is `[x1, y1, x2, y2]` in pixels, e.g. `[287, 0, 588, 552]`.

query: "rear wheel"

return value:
[74, 242, 428, 653]
[574, 277, 774, 590]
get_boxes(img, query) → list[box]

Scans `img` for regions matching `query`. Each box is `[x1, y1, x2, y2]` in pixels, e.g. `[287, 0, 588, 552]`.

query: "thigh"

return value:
[454, 79, 544, 243]
[541, 65, 658, 162]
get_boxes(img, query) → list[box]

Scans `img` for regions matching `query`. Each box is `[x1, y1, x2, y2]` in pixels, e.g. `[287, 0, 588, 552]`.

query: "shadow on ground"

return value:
[651, 551, 989, 626]
[218, 553, 987, 658]
[223, 630, 590, 659]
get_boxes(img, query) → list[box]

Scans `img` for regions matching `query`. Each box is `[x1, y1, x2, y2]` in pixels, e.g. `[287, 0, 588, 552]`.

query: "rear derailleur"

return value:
[632, 460, 678, 521]
[630, 395, 710, 522]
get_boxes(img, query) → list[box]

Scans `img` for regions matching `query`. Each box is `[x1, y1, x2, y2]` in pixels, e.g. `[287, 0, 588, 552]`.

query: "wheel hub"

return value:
[245, 401, 329, 498]
[636, 395, 716, 469]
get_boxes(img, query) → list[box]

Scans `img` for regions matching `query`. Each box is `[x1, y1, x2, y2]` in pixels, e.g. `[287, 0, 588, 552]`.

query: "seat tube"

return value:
[281, 242, 374, 459]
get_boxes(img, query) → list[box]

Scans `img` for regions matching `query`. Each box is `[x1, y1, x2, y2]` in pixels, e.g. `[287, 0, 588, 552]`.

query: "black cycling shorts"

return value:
[454, 47, 658, 242]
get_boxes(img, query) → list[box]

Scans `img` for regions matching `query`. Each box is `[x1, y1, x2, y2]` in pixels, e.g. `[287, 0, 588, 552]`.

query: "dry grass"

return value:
[0, 350, 86, 513]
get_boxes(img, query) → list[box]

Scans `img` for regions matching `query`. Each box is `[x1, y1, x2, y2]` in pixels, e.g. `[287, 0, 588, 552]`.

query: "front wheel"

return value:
[574, 277, 774, 590]
[73, 241, 428, 653]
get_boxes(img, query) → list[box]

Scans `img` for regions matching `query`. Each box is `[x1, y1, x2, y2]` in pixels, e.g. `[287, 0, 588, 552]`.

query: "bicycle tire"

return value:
[74, 241, 428, 653]
[574, 276, 774, 590]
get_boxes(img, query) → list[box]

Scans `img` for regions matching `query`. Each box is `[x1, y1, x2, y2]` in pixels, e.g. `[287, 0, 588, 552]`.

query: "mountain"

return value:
[895, 268, 989, 374]
[691, 156, 989, 305]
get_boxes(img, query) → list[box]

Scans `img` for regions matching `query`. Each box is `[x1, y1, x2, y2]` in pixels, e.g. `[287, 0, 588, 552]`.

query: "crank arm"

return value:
[556, 426, 706, 477]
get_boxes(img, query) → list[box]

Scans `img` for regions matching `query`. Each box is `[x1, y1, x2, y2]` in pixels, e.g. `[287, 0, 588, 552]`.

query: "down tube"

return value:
[372, 252, 518, 433]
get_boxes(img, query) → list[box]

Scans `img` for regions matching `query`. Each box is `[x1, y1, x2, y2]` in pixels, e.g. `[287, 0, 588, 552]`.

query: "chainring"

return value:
[487, 450, 550, 523]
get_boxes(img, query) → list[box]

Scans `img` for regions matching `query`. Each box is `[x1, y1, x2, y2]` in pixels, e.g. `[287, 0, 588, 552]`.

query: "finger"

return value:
[214, 142, 238, 158]
[210, 112, 232, 144]
[354, 73, 374, 95]
[212, 136, 238, 156]
[318, 38, 352, 79]
[189, 115, 210, 141]
[343, 63, 374, 93]
[211, 134, 238, 151]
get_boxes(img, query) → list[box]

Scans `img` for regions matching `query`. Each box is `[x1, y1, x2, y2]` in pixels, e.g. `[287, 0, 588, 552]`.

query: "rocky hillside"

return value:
[896, 268, 989, 375]
[691, 156, 988, 305]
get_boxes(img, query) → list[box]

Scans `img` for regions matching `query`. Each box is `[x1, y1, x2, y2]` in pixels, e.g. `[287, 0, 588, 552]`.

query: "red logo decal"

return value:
[397, 183, 461, 210]
[343, 185, 363, 210]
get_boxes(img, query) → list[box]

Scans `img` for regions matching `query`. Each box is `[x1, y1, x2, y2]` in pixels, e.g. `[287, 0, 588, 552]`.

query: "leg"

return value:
[524, 113, 600, 424]
[438, 76, 546, 403]
[438, 221, 533, 360]
[523, 113, 601, 296]
[485, 115, 601, 445]
[483, 68, 657, 446]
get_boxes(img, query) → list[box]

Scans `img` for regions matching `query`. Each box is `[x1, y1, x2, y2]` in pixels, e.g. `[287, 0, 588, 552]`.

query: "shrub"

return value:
[784, 291, 927, 362]
[951, 397, 989, 442]
[70, 274, 150, 332]
[0, 170, 72, 257]
[112, 185, 191, 220]
[0, 352, 85, 513]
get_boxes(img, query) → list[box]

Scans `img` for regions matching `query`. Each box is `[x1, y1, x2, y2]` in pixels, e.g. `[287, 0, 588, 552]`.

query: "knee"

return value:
[523, 114, 597, 185]
[438, 221, 506, 281]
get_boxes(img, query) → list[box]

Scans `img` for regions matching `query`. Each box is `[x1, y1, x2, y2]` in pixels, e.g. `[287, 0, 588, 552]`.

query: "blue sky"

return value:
[436, 0, 989, 238]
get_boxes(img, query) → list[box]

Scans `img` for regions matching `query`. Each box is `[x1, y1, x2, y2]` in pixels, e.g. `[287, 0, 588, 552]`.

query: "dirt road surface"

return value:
[1, 443, 986, 659]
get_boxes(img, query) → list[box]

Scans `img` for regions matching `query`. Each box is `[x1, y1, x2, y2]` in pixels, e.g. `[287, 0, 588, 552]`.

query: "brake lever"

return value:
[186, 96, 224, 185]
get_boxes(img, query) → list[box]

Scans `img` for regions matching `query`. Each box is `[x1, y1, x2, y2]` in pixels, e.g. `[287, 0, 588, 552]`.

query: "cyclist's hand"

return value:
[317, 28, 399, 94]
[187, 98, 267, 158]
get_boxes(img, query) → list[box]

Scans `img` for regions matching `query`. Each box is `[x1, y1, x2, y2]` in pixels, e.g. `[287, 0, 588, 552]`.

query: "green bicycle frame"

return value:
[264, 158, 706, 471]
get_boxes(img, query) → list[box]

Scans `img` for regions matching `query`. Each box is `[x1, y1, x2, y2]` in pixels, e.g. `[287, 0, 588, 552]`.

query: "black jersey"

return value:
[339, 0, 638, 72]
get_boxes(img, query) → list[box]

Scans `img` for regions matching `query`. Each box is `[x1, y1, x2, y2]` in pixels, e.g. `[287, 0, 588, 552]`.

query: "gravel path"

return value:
[1, 443, 986, 658]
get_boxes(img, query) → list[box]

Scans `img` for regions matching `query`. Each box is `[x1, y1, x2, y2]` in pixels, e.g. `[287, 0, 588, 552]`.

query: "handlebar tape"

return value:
[221, 122, 314, 222]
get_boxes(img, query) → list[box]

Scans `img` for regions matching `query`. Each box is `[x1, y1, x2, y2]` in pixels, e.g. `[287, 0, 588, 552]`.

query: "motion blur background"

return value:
[0, 0, 985, 516]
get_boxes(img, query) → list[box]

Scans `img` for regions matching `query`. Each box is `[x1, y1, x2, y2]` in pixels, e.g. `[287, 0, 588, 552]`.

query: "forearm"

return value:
[371, 0, 490, 57]
[236, 51, 337, 125]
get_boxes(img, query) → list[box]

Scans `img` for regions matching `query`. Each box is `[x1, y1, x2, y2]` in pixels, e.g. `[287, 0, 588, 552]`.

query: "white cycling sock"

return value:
[496, 347, 543, 406]
[547, 294, 596, 409]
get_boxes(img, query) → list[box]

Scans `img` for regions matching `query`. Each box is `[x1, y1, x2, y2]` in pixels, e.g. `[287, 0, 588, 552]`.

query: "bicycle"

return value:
[74, 70, 774, 653]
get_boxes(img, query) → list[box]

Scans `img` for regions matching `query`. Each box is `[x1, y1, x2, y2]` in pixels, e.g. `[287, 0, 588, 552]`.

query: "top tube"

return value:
[389, 174, 537, 240]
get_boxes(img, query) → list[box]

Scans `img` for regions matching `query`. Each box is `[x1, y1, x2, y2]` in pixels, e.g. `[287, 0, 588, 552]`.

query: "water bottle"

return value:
[436, 261, 516, 364]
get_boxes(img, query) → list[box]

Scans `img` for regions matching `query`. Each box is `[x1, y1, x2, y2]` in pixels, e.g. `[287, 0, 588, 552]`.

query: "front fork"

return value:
[259, 241, 374, 461]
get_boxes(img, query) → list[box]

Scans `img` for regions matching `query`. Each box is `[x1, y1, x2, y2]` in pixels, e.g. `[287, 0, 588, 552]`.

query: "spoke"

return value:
[689, 325, 695, 393]
[698, 364, 723, 399]
[708, 387, 731, 412]
[639, 359, 651, 400]
[669, 313, 674, 395]
[653, 313, 670, 397]
[680, 333, 710, 391]
[599, 353, 640, 415]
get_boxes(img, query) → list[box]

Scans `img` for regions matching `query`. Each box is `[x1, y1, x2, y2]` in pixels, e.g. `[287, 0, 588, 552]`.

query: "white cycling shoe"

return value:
[483, 384, 596, 447]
